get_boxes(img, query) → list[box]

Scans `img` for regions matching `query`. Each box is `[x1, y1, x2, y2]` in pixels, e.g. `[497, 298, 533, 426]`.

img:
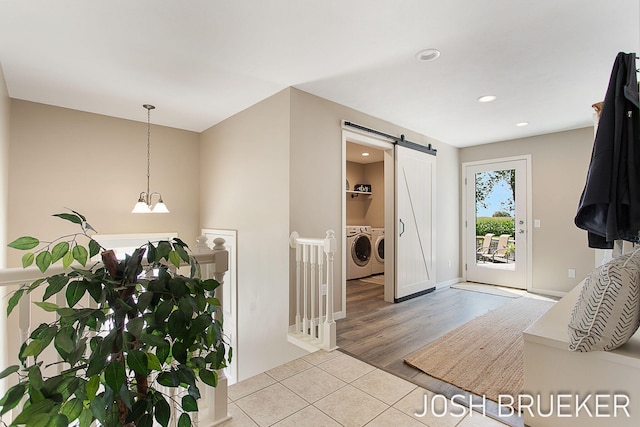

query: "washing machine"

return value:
[371, 228, 385, 275]
[346, 225, 372, 280]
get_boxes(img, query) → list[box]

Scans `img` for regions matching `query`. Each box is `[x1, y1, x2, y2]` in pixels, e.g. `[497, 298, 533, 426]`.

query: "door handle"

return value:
[399, 219, 405, 237]
[518, 229, 525, 234]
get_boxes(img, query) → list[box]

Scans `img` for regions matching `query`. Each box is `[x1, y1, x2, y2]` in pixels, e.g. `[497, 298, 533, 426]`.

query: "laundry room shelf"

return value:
[346, 191, 372, 198]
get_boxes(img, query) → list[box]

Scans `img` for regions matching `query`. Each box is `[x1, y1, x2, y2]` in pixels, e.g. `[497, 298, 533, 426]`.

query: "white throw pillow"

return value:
[568, 249, 640, 352]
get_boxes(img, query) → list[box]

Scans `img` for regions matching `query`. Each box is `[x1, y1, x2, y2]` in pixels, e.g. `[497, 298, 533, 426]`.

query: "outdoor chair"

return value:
[488, 234, 511, 262]
[476, 233, 494, 262]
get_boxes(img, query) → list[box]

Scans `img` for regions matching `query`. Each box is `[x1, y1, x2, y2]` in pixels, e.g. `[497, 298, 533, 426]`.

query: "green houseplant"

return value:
[0, 211, 230, 427]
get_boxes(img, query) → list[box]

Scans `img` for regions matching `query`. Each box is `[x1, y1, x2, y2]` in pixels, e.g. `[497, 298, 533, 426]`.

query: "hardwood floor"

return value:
[336, 276, 524, 426]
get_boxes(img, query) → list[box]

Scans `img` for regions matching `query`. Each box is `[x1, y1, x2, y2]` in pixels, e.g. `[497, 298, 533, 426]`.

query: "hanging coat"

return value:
[575, 52, 640, 249]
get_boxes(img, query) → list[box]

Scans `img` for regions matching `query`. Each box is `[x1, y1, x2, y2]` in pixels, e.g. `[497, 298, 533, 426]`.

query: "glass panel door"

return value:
[465, 159, 528, 289]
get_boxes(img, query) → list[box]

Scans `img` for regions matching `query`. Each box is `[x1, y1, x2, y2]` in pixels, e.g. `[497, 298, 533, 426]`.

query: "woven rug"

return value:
[404, 296, 554, 402]
[451, 282, 527, 298]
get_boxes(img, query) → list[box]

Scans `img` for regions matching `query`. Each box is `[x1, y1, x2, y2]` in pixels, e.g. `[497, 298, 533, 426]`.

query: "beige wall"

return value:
[363, 162, 384, 228]
[0, 65, 8, 267]
[0, 63, 9, 397]
[289, 88, 462, 298]
[199, 88, 307, 381]
[345, 161, 385, 227]
[364, 162, 385, 228]
[460, 127, 595, 294]
[7, 100, 201, 267]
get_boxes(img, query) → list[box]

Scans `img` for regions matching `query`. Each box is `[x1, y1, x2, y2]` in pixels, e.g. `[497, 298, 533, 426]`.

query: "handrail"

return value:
[289, 230, 337, 351]
[0, 251, 219, 288]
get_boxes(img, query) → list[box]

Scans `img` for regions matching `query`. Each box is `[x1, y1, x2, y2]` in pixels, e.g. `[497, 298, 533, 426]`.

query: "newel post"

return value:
[322, 230, 337, 350]
[194, 235, 230, 426]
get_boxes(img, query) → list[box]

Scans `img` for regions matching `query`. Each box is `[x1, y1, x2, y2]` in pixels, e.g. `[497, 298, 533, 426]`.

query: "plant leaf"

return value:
[22, 252, 35, 268]
[54, 329, 75, 354]
[35, 251, 52, 273]
[181, 395, 198, 412]
[104, 361, 126, 393]
[34, 301, 59, 312]
[51, 241, 69, 263]
[0, 365, 19, 380]
[174, 244, 190, 264]
[0, 383, 26, 415]
[199, 369, 218, 387]
[136, 291, 153, 312]
[12, 398, 55, 424]
[146, 352, 162, 371]
[88, 239, 101, 258]
[8, 236, 39, 250]
[172, 341, 187, 364]
[178, 413, 192, 427]
[62, 251, 74, 269]
[146, 242, 157, 263]
[156, 371, 178, 387]
[72, 245, 88, 267]
[168, 250, 181, 268]
[85, 375, 100, 401]
[7, 288, 24, 316]
[48, 413, 70, 427]
[52, 213, 82, 224]
[154, 394, 171, 427]
[66, 280, 87, 307]
[127, 317, 144, 338]
[127, 350, 149, 376]
[78, 407, 93, 427]
[60, 398, 83, 423]
[20, 339, 45, 359]
[43, 275, 69, 301]
[156, 241, 172, 260]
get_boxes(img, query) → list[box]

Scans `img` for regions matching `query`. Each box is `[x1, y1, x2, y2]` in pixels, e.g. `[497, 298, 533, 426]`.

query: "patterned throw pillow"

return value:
[568, 249, 640, 352]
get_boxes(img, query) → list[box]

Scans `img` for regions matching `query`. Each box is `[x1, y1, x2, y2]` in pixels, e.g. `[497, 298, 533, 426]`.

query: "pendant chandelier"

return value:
[132, 104, 169, 213]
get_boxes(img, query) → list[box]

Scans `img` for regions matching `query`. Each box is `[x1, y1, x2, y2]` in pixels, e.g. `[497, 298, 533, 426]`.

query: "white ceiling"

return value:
[0, 1, 638, 147]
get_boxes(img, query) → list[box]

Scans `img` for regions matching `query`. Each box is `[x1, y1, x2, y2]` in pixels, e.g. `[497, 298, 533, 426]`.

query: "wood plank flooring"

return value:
[336, 277, 524, 426]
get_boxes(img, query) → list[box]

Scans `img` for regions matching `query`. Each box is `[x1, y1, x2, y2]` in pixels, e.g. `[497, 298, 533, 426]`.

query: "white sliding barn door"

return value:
[395, 144, 436, 301]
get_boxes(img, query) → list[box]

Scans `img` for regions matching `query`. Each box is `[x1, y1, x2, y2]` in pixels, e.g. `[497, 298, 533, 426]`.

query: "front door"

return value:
[395, 144, 436, 300]
[464, 158, 529, 289]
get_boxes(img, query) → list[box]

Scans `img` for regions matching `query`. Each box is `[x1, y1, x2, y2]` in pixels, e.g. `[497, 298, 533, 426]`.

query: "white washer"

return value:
[371, 228, 385, 275]
[346, 226, 373, 280]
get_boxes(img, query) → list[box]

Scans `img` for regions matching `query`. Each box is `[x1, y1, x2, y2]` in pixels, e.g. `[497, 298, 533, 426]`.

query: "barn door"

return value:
[395, 144, 436, 301]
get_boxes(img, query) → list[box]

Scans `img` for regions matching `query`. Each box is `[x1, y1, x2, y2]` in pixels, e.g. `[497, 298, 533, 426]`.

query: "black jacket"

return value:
[575, 52, 640, 249]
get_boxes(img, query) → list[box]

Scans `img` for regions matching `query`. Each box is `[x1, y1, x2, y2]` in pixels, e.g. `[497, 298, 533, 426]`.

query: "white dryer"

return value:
[371, 228, 385, 275]
[346, 226, 373, 280]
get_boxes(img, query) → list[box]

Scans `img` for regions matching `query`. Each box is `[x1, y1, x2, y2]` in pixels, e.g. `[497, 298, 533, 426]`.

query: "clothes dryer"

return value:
[346, 226, 372, 280]
[371, 228, 385, 275]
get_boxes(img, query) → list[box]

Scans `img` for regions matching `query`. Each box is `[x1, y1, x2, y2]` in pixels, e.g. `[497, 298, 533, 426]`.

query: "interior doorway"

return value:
[462, 156, 531, 290]
[342, 130, 395, 312]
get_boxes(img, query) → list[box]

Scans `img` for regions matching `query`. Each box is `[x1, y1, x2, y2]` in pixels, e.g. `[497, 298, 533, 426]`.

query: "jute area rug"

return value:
[451, 282, 527, 298]
[404, 296, 554, 403]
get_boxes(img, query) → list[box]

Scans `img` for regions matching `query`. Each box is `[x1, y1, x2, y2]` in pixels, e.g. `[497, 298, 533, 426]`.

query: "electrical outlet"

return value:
[322, 284, 327, 295]
[568, 268, 576, 278]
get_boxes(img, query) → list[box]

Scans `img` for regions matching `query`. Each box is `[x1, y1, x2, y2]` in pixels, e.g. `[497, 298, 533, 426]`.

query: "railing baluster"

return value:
[288, 230, 338, 351]
[310, 246, 317, 339]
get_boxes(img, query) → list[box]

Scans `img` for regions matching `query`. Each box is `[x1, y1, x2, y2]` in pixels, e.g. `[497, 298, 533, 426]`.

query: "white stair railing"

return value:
[0, 235, 230, 427]
[289, 230, 337, 351]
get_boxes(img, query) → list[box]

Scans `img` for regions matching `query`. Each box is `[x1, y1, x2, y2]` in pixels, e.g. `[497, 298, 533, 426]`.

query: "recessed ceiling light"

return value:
[415, 48, 441, 62]
[477, 95, 497, 103]
[361, 152, 370, 157]
[516, 122, 529, 127]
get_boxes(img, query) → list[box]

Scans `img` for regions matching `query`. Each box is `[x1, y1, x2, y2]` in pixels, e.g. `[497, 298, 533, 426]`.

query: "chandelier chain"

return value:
[146, 106, 151, 198]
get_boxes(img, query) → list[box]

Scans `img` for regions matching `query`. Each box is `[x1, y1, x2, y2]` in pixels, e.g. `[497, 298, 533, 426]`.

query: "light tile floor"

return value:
[221, 351, 509, 427]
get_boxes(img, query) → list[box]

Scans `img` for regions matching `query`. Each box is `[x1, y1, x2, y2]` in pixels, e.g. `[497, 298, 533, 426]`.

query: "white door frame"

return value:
[461, 155, 532, 291]
[342, 127, 396, 311]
